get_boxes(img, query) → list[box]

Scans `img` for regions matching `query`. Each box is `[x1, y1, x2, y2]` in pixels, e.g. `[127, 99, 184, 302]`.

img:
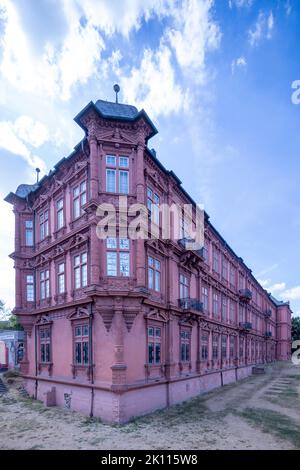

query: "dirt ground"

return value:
[0, 361, 300, 450]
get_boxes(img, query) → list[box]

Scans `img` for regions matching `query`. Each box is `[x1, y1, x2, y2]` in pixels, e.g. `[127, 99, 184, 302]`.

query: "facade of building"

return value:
[5, 97, 292, 423]
[0, 330, 25, 370]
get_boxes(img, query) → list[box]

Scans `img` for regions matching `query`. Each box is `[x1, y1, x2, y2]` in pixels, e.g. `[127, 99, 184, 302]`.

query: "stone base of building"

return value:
[23, 364, 260, 424]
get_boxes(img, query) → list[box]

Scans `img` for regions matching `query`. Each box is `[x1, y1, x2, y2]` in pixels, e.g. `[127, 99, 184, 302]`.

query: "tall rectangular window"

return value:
[148, 256, 161, 292]
[73, 181, 87, 219]
[222, 257, 228, 280]
[25, 220, 33, 246]
[221, 295, 227, 322]
[106, 169, 116, 193]
[230, 336, 235, 359]
[26, 275, 34, 302]
[213, 291, 219, 317]
[106, 155, 129, 194]
[147, 326, 161, 364]
[147, 188, 160, 225]
[39, 209, 49, 241]
[213, 248, 219, 273]
[56, 198, 64, 230]
[40, 327, 51, 363]
[203, 240, 209, 263]
[57, 262, 65, 294]
[212, 334, 219, 360]
[230, 300, 236, 323]
[179, 274, 189, 299]
[221, 335, 227, 360]
[119, 170, 129, 194]
[74, 253, 88, 289]
[106, 238, 130, 277]
[201, 332, 209, 360]
[40, 269, 50, 300]
[239, 305, 244, 323]
[202, 285, 209, 312]
[180, 330, 190, 362]
[239, 337, 244, 358]
[230, 265, 236, 288]
[74, 324, 89, 365]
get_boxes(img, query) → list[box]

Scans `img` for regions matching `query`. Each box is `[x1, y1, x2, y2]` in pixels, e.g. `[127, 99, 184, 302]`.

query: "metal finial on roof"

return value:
[113, 83, 120, 104]
[35, 167, 41, 183]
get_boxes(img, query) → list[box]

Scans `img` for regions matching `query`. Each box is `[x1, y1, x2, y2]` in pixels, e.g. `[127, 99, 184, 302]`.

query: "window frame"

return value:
[74, 323, 89, 366]
[73, 252, 88, 290]
[39, 326, 51, 364]
[147, 256, 161, 292]
[25, 220, 34, 246]
[72, 180, 87, 220]
[147, 325, 162, 365]
[39, 208, 49, 241]
[106, 237, 130, 277]
[105, 155, 130, 194]
[40, 268, 50, 300]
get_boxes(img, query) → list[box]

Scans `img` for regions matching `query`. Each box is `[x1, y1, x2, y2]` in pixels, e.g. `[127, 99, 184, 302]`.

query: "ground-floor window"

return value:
[180, 329, 190, 362]
[230, 336, 235, 359]
[39, 327, 51, 363]
[239, 337, 244, 359]
[221, 334, 227, 360]
[212, 333, 219, 360]
[201, 331, 209, 361]
[74, 323, 89, 365]
[147, 326, 161, 364]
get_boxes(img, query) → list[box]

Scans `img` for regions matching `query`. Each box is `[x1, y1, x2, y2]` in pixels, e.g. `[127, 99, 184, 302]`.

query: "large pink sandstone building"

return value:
[5, 95, 292, 423]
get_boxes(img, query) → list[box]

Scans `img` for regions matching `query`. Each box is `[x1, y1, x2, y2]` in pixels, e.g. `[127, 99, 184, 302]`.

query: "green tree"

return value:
[291, 316, 300, 342]
[0, 300, 22, 331]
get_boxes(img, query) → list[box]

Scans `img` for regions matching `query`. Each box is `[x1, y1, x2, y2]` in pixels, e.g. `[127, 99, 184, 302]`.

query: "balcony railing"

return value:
[179, 298, 203, 313]
[265, 309, 272, 318]
[238, 288, 252, 302]
[265, 331, 272, 338]
[239, 322, 252, 331]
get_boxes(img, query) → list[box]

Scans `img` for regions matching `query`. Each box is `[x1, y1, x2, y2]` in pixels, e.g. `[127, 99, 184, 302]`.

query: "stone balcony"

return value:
[265, 309, 272, 318]
[238, 288, 252, 303]
[239, 322, 252, 332]
[178, 298, 203, 313]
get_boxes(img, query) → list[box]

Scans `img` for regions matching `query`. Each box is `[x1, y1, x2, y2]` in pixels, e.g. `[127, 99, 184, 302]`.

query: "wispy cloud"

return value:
[248, 10, 274, 47]
[231, 56, 247, 74]
[229, 0, 254, 8]
[280, 285, 300, 301]
[0, 116, 48, 171]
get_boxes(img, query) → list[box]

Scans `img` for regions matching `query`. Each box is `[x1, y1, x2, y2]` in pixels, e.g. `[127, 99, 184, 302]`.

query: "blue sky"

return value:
[0, 0, 299, 315]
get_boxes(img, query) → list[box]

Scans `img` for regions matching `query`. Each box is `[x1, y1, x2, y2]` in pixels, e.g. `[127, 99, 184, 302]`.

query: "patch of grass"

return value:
[237, 407, 300, 448]
[3, 369, 21, 379]
[80, 416, 102, 427]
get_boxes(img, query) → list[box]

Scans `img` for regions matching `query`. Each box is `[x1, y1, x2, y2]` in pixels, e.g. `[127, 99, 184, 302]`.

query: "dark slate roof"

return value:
[95, 100, 138, 120]
[269, 294, 289, 307]
[15, 183, 39, 199]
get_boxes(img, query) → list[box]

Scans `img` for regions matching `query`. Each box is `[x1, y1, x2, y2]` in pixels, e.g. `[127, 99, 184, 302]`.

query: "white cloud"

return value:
[231, 56, 247, 74]
[285, 1, 292, 16]
[121, 0, 221, 118]
[229, 0, 254, 8]
[280, 285, 300, 301]
[121, 44, 188, 119]
[167, 0, 221, 81]
[0, 116, 48, 171]
[0, 196, 15, 309]
[257, 263, 279, 277]
[248, 10, 274, 47]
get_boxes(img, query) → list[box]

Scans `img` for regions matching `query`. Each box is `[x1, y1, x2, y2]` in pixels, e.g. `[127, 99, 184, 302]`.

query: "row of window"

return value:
[39, 322, 274, 368]
[25, 253, 88, 302]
